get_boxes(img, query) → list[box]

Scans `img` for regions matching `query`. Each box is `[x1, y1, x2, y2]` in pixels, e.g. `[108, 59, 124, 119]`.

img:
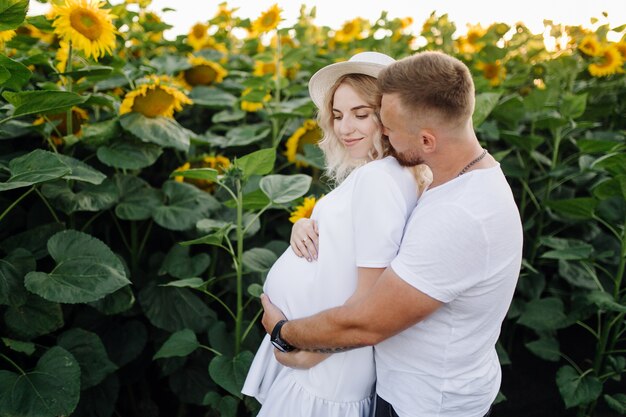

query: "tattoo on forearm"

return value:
[304, 346, 358, 353]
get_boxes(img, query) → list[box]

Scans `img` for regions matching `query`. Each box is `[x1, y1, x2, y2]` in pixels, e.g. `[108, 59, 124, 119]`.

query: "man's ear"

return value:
[420, 129, 436, 153]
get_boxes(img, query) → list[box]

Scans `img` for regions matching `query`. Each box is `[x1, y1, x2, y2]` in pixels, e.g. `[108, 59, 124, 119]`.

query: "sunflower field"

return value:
[0, 0, 624, 416]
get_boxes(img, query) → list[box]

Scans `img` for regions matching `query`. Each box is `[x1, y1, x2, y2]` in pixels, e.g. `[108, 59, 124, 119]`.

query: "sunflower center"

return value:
[261, 12, 278, 27]
[482, 64, 499, 79]
[185, 65, 217, 86]
[192, 24, 207, 39]
[69, 8, 103, 40]
[297, 128, 321, 152]
[131, 87, 175, 118]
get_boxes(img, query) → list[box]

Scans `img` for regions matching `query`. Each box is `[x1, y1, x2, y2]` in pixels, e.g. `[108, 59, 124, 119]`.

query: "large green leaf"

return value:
[0, 149, 71, 191]
[97, 139, 163, 169]
[153, 329, 200, 359]
[41, 179, 118, 214]
[2, 90, 88, 117]
[113, 174, 162, 221]
[4, 293, 63, 340]
[57, 328, 118, 389]
[55, 154, 107, 184]
[119, 112, 191, 152]
[160, 244, 211, 279]
[558, 260, 597, 290]
[0, 0, 28, 31]
[0, 248, 34, 306]
[518, 297, 568, 331]
[546, 198, 597, 220]
[138, 280, 216, 333]
[540, 237, 594, 261]
[100, 320, 147, 367]
[0, 53, 31, 91]
[260, 174, 312, 204]
[208, 351, 254, 398]
[556, 365, 602, 408]
[235, 148, 276, 180]
[242, 247, 277, 272]
[472, 92, 501, 127]
[0, 222, 65, 260]
[604, 393, 626, 415]
[24, 230, 130, 304]
[81, 118, 121, 147]
[88, 285, 135, 315]
[525, 336, 560, 362]
[188, 86, 237, 108]
[153, 180, 220, 231]
[561, 92, 587, 119]
[73, 374, 119, 417]
[1, 338, 35, 356]
[0, 346, 80, 417]
[225, 123, 271, 147]
[587, 291, 626, 313]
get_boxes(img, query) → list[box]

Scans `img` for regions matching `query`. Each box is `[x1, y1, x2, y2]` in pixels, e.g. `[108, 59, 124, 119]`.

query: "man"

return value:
[261, 51, 523, 417]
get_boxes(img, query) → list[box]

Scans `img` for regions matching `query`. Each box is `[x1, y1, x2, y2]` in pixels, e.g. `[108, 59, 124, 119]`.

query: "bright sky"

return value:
[28, 0, 626, 40]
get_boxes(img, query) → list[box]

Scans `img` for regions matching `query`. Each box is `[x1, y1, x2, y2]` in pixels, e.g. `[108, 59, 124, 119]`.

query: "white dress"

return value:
[242, 156, 418, 417]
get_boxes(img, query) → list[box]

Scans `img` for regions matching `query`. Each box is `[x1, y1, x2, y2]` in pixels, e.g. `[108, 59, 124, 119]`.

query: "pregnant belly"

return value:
[263, 248, 319, 319]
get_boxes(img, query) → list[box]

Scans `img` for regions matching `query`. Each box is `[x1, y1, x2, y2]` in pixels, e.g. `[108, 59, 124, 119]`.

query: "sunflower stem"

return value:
[65, 42, 74, 142]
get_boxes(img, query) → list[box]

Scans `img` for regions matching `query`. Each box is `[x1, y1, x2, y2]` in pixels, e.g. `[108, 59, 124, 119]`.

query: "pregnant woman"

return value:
[242, 51, 431, 417]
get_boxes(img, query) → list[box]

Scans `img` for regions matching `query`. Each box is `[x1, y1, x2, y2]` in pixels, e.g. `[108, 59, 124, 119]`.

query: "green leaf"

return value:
[73, 374, 119, 417]
[160, 244, 211, 279]
[88, 285, 136, 316]
[41, 179, 118, 214]
[171, 167, 219, 182]
[242, 247, 277, 272]
[0, 248, 34, 306]
[113, 174, 161, 221]
[57, 328, 118, 389]
[473, 92, 501, 127]
[153, 181, 220, 231]
[81, 118, 121, 147]
[138, 280, 216, 333]
[0, 149, 71, 191]
[235, 148, 276, 180]
[546, 198, 597, 220]
[588, 291, 626, 313]
[119, 112, 191, 152]
[208, 351, 254, 398]
[212, 108, 246, 123]
[558, 260, 597, 290]
[56, 154, 107, 184]
[2, 90, 88, 117]
[97, 139, 163, 169]
[1, 338, 35, 355]
[60, 65, 114, 78]
[556, 365, 602, 408]
[604, 393, 626, 414]
[540, 237, 594, 261]
[247, 283, 263, 298]
[518, 297, 568, 331]
[525, 336, 560, 361]
[101, 320, 147, 367]
[24, 230, 130, 304]
[0, 53, 31, 90]
[153, 329, 200, 359]
[4, 293, 63, 340]
[0, 0, 28, 31]
[0, 346, 80, 417]
[561, 93, 587, 119]
[188, 86, 237, 108]
[260, 174, 312, 204]
[180, 227, 228, 247]
[225, 123, 271, 147]
[163, 277, 206, 289]
[0, 223, 65, 261]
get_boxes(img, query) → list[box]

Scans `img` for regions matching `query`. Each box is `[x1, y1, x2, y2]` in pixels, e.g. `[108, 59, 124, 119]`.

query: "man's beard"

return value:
[389, 146, 425, 167]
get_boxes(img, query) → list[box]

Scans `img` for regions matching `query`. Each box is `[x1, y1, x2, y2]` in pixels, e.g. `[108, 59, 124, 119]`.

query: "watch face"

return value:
[271, 339, 288, 353]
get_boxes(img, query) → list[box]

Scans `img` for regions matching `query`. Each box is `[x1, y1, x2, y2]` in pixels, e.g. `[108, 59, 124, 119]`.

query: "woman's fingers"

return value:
[303, 234, 318, 260]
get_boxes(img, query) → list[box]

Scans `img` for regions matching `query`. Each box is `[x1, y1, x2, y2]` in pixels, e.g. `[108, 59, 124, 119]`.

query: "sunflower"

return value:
[55, 41, 70, 72]
[119, 75, 193, 118]
[614, 41, 626, 60]
[0, 30, 16, 46]
[34, 107, 89, 146]
[588, 44, 624, 77]
[270, 33, 297, 49]
[174, 155, 230, 192]
[334, 18, 363, 43]
[289, 196, 318, 224]
[476, 60, 506, 87]
[52, 0, 117, 61]
[253, 60, 285, 78]
[578, 35, 602, 57]
[251, 4, 282, 35]
[457, 24, 486, 54]
[284, 120, 322, 167]
[187, 23, 210, 51]
[212, 2, 235, 29]
[240, 87, 271, 112]
[178, 55, 228, 89]
[173, 162, 191, 182]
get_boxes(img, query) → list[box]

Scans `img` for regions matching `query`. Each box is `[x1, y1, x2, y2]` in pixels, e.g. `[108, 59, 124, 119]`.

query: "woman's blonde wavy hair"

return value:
[316, 73, 390, 185]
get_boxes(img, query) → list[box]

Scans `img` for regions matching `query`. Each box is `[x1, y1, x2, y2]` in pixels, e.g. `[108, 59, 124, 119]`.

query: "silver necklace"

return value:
[458, 149, 487, 176]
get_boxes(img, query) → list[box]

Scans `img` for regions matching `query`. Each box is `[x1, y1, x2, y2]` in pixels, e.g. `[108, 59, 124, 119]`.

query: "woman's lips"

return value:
[343, 138, 363, 146]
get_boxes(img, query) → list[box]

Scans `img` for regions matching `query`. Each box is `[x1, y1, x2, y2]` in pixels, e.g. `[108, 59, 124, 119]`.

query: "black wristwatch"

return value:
[270, 319, 296, 352]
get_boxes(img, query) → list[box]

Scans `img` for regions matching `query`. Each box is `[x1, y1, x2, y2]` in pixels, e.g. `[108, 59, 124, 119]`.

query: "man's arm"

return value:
[261, 266, 442, 351]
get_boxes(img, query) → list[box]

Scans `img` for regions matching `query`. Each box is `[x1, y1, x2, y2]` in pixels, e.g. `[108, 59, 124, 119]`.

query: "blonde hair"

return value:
[316, 74, 390, 185]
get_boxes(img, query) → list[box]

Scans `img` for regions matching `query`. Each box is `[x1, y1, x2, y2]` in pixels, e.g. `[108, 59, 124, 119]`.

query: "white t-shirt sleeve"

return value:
[352, 166, 410, 268]
[390, 203, 488, 303]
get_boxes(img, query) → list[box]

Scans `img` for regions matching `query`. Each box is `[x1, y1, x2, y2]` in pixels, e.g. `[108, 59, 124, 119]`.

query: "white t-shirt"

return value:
[242, 156, 418, 417]
[376, 164, 523, 417]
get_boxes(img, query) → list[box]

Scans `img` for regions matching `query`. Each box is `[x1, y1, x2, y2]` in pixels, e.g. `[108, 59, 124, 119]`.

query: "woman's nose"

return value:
[338, 117, 355, 134]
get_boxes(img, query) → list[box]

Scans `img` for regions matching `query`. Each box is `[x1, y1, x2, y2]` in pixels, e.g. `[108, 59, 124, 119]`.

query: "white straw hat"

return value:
[308, 51, 396, 108]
